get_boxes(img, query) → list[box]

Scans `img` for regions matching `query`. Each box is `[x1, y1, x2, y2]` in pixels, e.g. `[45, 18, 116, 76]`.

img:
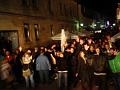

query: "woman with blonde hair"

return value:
[21, 51, 34, 88]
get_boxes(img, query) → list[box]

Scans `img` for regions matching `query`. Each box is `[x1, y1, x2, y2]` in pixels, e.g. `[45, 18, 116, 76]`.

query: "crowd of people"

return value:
[0, 35, 120, 90]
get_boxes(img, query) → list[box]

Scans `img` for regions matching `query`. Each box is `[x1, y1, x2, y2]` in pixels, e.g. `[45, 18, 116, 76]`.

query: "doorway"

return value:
[0, 30, 19, 51]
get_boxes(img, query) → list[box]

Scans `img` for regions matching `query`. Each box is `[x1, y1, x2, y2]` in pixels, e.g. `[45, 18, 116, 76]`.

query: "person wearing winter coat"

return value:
[36, 48, 51, 84]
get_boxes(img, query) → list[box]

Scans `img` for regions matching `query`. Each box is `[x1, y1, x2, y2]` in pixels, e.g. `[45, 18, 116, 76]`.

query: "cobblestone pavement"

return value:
[0, 79, 115, 90]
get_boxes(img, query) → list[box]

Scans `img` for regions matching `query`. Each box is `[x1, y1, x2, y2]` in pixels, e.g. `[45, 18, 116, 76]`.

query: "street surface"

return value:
[0, 79, 115, 90]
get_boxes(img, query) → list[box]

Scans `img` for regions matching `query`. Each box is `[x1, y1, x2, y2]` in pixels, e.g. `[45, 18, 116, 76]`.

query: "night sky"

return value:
[77, 0, 118, 20]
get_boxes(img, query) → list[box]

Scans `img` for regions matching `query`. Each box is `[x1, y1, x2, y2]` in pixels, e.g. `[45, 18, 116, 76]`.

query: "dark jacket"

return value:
[77, 57, 91, 82]
[92, 54, 108, 73]
[57, 57, 67, 71]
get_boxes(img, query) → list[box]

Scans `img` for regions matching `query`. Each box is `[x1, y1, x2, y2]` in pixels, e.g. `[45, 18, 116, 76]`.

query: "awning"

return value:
[51, 31, 78, 40]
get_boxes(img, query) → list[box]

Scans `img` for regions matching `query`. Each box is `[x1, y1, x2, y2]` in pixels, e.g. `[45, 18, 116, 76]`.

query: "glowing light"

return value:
[80, 23, 84, 27]
[107, 21, 110, 25]
[76, 22, 79, 30]
[113, 23, 116, 26]
[94, 24, 96, 27]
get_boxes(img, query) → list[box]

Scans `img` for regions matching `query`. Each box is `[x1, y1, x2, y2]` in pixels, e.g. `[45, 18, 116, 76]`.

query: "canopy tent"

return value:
[51, 30, 93, 40]
[111, 32, 120, 42]
[51, 31, 78, 40]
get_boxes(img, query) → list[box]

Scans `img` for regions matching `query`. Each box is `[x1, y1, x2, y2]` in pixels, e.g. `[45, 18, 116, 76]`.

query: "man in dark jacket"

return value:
[92, 47, 108, 90]
[56, 51, 68, 90]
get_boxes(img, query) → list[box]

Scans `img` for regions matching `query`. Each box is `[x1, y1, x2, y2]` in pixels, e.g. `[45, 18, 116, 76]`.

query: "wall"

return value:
[0, 0, 92, 49]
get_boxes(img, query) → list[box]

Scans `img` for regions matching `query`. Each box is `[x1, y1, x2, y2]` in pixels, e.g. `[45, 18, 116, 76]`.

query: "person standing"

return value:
[56, 51, 67, 90]
[76, 50, 91, 90]
[36, 48, 51, 85]
[92, 47, 108, 90]
[21, 52, 35, 88]
[108, 49, 120, 90]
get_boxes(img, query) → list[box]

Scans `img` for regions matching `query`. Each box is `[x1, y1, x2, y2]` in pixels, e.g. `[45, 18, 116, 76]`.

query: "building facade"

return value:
[0, 0, 92, 50]
[117, 3, 120, 31]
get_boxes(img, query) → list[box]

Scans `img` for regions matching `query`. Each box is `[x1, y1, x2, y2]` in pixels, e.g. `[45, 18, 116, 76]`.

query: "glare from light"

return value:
[94, 24, 96, 27]
[100, 25, 104, 28]
[75, 22, 79, 30]
[80, 23, 84, 27]
[113, 23, 116, 26]
[107, 21, 110, 25]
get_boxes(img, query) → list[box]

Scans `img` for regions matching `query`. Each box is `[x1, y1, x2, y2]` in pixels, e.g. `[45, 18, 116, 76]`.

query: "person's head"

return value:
[5, 51, 10, 56]
[89, 45, 94, 52]
[109, 48, 115, 55]
[19, 46, 22, 52]
[24, 52, 30, 58]
[83, 43, 89, 51]
[23, 52, 32, 61]
[2, 48, 6, 52]
[104, 43, 110, 49]
[72, 40, 76, 45]
[106, 35, 111, 40]
[40, 48, 45, 54]
[75, 36, 79, 42]
[70, 43, 75, 48]
[79, 51, 85, 58]
[87, 38, 92, 44]
[59, 52, 64, 58]
[15, 49, 20, 54]
[34, 47, 38, 52]
[95, 47, 100, 54]
[26, 49, 32, 55]
[79, 38, 84, 45]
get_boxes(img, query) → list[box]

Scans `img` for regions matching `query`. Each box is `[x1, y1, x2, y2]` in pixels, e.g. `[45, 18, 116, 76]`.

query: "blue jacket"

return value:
[36, 54, 51, 71]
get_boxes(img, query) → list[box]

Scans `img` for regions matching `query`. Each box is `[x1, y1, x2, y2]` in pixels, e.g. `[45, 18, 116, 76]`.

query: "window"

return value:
[34, 24, 39, 41]
[59, 3, 63, 15]
[24, 24, 30, 41]
[48, 0, 53, 15]
[32, 0, 38, 9]
[70, 7, 72, 17]
[22, 0, 30, 7]
[64, 5, 67, 16]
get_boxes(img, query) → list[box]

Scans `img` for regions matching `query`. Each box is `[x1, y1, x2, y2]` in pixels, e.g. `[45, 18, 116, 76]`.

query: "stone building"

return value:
[117, 3, 120, 30]
[0, 0, 92, 50]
